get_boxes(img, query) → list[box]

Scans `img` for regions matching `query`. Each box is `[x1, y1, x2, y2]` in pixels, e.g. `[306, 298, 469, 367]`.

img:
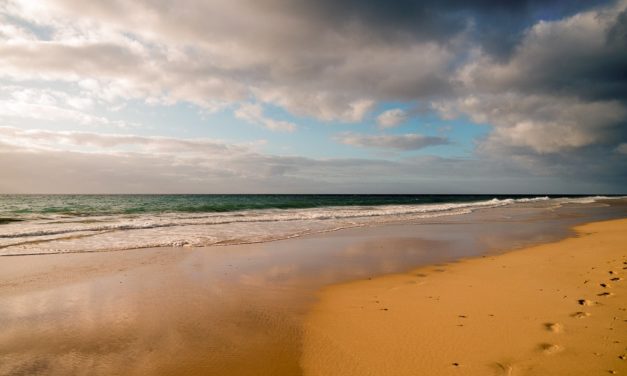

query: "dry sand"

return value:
[303, 219, 627, 375]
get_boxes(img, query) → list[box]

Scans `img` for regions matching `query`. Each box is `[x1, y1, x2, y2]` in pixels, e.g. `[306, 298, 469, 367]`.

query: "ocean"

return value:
[0, 194, 621, 256]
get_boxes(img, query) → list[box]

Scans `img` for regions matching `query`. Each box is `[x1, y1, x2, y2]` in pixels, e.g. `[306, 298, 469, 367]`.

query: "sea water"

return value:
[0, 194, 621, 255]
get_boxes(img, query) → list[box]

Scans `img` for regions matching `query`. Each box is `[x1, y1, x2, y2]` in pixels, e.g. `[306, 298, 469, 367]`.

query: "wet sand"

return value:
[0, 201, 626, 375]
[303, 219, 627, 376]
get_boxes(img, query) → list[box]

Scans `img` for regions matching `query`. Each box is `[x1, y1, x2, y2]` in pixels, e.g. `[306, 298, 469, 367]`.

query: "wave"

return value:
[0, 195, 620, 256]
[0, 217, 23, 225]
[0, 198, 531, 238]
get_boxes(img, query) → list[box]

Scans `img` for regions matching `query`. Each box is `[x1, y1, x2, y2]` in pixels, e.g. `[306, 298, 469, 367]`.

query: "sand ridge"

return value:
[302, 219, 627, 375]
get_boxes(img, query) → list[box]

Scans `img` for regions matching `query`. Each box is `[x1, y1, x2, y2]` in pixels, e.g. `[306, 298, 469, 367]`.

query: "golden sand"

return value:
[303, 219, 627, 375]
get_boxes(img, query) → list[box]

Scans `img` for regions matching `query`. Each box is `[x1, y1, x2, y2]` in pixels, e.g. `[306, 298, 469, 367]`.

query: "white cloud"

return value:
[253, 89, 376, 123]
[234, 103, 296, 132]
[377, 109, 407, 128]
[0, 22, 37, 42]
[0, 85, 134, 128]
[0, 126, 246, 155]
[435, 93, 626, 153]
[0, 0, 453, 122]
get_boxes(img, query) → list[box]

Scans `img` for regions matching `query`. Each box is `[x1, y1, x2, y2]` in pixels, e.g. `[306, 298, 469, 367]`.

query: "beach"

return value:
[0, 197, 626, 375]
[303, 219, 627, 375]
[3, 0, 627, 373]
[4, 0, 626, 373]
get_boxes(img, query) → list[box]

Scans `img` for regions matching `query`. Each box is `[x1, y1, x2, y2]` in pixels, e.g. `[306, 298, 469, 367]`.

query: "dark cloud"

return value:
[460, 6, 627, 102]
[430, 2, 627, 190]
[335, 133, 449, 151]
[284, 0, 610, 55]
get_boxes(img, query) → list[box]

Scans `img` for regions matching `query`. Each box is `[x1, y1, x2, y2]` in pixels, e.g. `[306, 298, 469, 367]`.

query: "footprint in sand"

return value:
[571, 311, 591, 318]
[545, 323, 563, 333]
[600, 283, 610, 288]
[495, 362, 514, 376]
[578, 299, 594, 306]
[610, 277, 622, 282]
[539, 343, 564, 355]
[598, 292, 614, 297]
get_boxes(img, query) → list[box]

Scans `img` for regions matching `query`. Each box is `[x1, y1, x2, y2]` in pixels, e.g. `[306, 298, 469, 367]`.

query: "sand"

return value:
[2, 210, 626, 375]
[302, 219, 627, 376]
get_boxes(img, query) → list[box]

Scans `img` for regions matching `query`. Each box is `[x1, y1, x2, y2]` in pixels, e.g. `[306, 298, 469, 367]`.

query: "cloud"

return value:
[0, 0, 619, 123]
[430, 1, 627, 181]
[377, 109, 407, 128]
[0, 85, 136, 128]
[254, 90, 377, 123]
[0, 0, 457, 121]
[234, 103, 296, 132]
[278, 0, 607, 56]
[2, 0, 619, 124]
[455, 4, 627, 102]
[0, 126, 247, 155]
[0, 0, 625, 192]
[1, 126, 624, 194]
[434, 93, 626, 153]
[335, 132, 449, 151]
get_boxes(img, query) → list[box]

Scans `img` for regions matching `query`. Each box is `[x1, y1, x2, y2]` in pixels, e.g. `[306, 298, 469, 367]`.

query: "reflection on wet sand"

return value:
[0, 201, 626, 375]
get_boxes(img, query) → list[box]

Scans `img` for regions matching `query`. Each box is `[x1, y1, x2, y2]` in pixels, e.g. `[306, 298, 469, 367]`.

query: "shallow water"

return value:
[0, 199, 625, 375]
[0, 195, 619, 255]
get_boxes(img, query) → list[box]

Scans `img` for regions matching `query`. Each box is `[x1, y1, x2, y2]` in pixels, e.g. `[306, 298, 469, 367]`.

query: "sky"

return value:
[0, 0, 626, 194]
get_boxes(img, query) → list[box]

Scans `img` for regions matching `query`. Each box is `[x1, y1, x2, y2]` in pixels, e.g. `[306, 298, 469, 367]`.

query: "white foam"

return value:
[514, 196, 550, 202]
[555, 195, 624, 204]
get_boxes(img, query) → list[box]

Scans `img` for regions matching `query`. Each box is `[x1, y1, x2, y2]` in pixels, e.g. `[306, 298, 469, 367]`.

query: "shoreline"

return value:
[2, 196, 623, 257]
[1, 210, 626, 375]
[302, 218, 627, 375]
[0, 206, 593, 299]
